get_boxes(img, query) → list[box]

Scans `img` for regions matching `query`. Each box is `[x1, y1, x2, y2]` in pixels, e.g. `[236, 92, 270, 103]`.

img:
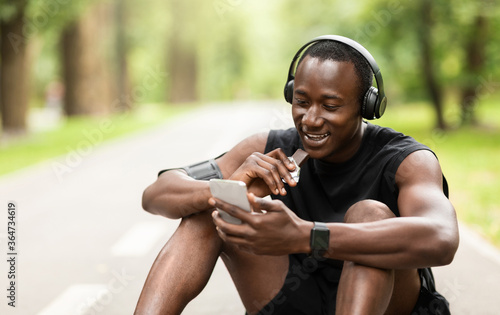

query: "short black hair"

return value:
[297, 40, 373, 107]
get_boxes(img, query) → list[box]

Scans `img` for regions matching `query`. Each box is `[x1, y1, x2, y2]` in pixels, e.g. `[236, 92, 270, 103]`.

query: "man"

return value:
[135, 36, 459, 314]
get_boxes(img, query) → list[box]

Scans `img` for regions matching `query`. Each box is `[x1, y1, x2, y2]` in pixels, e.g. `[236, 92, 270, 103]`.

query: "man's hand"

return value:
[229, 148, 298, 197]
[209, 193, 313, 256]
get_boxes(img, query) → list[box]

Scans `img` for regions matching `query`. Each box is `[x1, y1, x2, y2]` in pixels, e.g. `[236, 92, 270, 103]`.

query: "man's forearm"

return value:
[323, 217, 458, 269]
[142, 170, 213, 219]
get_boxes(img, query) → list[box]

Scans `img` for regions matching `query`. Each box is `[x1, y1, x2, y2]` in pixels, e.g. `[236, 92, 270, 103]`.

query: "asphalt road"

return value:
[0, 101, 499, 314]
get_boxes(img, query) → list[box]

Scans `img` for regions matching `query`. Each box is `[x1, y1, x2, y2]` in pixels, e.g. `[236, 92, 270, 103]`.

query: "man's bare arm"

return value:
[325, 150, 459, 268]
[141, 132, 269, 219]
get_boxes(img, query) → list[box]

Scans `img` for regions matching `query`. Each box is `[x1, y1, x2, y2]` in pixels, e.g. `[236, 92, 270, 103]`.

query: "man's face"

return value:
[291, 56, 365, 164]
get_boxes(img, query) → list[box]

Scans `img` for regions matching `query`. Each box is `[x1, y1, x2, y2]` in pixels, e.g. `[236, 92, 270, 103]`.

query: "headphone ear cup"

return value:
[376, 95, 387, 119]
[284, 80, 295, 104]
[362, 87, 379, 120]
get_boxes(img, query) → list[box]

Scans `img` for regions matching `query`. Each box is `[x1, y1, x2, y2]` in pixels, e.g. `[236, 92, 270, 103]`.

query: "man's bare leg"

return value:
[135, 211, 223, 315]
[135, 210, 289, 315]
[336, 200, 421, 315]
[220, 241, 289, 314]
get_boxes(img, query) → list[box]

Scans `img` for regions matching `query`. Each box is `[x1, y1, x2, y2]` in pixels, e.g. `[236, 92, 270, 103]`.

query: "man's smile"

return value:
[302, 130, 331, 146]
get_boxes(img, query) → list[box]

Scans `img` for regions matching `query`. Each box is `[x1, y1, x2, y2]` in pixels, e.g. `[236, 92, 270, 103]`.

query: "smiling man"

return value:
[136, 36, 459, 315]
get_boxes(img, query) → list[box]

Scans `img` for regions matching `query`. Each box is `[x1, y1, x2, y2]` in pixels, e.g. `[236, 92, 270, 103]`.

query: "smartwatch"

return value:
[310, 222, 330, 257]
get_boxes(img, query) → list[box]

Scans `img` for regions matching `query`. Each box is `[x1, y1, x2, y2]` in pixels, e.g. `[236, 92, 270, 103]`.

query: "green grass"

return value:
[374, 97, 500, 247]
[0, 103, 190, 176]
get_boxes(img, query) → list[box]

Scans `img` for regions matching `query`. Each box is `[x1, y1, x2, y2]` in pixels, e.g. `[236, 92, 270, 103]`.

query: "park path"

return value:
[0, 101, 499, 314]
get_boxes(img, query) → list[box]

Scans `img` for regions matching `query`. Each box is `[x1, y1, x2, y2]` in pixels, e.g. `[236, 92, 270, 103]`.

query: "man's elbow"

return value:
[433, 229, 460, 266]
[141, 187, 156, 215]
[141, 186, 182, 220]
[436, 241, 458, 266]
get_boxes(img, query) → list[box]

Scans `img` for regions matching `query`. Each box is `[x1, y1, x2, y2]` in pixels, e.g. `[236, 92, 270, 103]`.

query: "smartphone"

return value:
[209, 179, 251, 224]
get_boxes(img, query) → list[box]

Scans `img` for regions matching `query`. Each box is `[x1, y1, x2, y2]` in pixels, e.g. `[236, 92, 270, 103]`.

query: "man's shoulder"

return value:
[366, 123, 427, 152]
[364, 123, 436, 176]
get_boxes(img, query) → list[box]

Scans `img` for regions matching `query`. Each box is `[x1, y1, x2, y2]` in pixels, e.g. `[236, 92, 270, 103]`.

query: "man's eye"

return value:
[323, 104, 339, 111]
[294, 98, 307, 105]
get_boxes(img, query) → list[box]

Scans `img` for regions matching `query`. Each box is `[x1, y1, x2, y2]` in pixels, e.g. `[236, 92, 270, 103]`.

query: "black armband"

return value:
[181, 159, 223, 180]
[158, 153, 226, 180]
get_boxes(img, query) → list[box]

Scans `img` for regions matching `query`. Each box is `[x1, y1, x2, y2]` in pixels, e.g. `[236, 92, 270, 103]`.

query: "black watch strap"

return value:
[310, 221, 330, 257]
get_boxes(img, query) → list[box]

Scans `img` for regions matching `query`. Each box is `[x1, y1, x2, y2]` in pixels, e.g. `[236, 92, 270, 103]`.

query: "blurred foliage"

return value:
[1, 0, 498, 116]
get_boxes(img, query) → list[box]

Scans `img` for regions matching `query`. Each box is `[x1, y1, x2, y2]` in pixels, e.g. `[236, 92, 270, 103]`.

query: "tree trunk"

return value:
[167, 0, 198, 104]
[114, 0, 131, 111]
[0, 4, 29, 135]
[419, 0, 446, 130]
[460, 13, 488, 126]
[60, 4, 115, 117]
[168, 38, 198, 103]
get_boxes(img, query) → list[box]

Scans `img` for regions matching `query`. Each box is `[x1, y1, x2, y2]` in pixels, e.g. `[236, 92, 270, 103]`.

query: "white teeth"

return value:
[305, 132, 329, 140]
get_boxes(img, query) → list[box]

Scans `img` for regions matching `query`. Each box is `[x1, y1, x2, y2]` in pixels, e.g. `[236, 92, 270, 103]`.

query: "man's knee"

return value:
[173, 210, 222, 248]
[166, 210, 223, 265]
[344, 199, 395, 224]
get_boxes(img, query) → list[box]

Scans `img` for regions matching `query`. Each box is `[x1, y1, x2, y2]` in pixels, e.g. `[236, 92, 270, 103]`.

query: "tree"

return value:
[60, 2, 117, 116]
[349, 0, 497, 129]
[459, 1, 490, 126]
[0, 0, 98, 134]
[166, 0, 198, 103]
[0, 0, 30, 135]
[113, 0, 131, 111]
[418, 0, 447, 129]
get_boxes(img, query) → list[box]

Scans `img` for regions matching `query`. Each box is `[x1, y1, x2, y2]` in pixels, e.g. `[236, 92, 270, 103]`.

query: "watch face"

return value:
[311, 229, 329, 250]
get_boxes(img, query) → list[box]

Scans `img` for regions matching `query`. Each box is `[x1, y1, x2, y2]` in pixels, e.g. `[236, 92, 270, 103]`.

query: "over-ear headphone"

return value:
[284, 35, 387, 120]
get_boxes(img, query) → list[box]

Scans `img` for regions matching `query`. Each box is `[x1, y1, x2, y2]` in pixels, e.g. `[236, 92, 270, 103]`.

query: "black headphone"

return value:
[284, 35, 387, 120]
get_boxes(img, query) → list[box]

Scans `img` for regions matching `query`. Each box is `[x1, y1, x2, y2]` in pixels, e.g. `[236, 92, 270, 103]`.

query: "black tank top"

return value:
[264, 122, 449, 222]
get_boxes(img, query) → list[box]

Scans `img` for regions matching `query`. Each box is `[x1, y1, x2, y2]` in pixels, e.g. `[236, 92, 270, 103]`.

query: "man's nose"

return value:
[302, 105, 323, 127]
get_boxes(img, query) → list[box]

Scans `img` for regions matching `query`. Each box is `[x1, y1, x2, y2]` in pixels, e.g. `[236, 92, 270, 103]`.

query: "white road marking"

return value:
[111, 221, 168, 257]
[36, 284, 108, 315]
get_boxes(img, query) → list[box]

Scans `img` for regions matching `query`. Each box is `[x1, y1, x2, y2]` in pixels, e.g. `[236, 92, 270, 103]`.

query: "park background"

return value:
[0, 0, 499, 313]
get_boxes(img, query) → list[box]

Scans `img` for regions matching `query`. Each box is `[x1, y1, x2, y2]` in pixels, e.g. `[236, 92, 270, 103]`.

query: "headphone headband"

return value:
[284, 35, 387, 119]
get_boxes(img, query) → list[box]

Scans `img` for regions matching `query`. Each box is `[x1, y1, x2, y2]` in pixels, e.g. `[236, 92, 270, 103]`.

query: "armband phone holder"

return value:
[183, 159, 223, 181]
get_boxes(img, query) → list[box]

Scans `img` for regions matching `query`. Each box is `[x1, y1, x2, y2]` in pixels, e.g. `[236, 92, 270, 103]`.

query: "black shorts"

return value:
[250, 255, 450, 315]
[412, 268, 451, 315]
